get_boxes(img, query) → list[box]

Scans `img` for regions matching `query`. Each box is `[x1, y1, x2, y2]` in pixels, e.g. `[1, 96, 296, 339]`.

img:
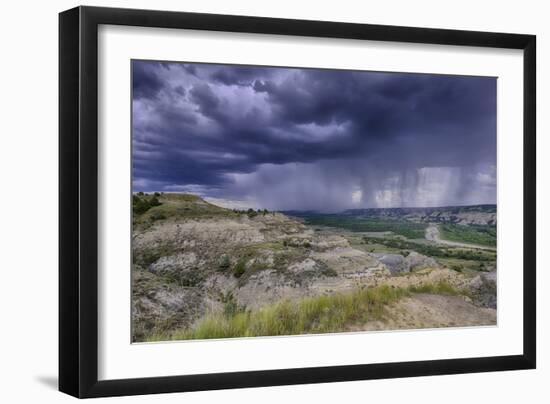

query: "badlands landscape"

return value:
[131, 193, 497, 342]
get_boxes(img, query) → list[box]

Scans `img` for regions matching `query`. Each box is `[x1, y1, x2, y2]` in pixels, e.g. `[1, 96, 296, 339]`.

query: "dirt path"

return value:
[356, 294, 496, 331]
[425, 224, 496, 251]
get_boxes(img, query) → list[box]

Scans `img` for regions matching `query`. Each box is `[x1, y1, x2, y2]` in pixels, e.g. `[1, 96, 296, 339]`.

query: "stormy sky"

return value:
[132, 60, 496, 211]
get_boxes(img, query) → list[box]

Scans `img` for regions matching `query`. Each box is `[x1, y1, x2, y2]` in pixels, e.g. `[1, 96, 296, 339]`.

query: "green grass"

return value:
[439, 224, 496, 247]
[133, 193, 238, 229]
[146, 281, 463, 341]
[436, 257, 492, 273]
[300, 215, 427, 239]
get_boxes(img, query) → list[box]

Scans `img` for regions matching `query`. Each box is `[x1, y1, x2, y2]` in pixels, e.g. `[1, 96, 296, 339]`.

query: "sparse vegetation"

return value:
[133, 244, 175, 268]
[147, 281, 464, 341]
[437, 257, 494, 274]
[283, 238, 312, 248]
[362, 236, 496, 262]
[162, 268, 203, 287]
[233, 208, 271, 216]
[408, 281, 463, 296]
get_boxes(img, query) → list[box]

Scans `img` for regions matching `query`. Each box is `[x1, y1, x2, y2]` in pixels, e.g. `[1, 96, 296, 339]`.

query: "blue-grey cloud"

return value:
[132, 60, 496, 210]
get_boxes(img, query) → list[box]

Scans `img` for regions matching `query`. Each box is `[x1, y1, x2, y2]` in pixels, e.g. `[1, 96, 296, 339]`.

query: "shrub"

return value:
[233, 259, 247, 278]
[133, 194, 162, 215]
[450, 264, 463, 272]
[150, 212, 166, 222]
[149, 196, 161, 207]
[218, 255, 231, 271]
[133, 197, 151, 215]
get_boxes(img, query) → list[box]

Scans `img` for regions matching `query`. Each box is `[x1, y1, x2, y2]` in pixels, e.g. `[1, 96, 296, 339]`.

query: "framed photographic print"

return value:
[59, 6, 536, 398]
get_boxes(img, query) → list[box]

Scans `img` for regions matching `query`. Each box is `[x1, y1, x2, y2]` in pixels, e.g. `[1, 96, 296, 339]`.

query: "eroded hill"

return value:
[132, 193, 496, 342]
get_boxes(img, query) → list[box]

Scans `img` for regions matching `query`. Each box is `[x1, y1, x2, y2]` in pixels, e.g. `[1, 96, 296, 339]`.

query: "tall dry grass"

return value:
[146, 281, 463, 342]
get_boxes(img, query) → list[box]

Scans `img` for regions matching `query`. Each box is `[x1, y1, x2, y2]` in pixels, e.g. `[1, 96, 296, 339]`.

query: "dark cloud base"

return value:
[132, 60, 496, 211]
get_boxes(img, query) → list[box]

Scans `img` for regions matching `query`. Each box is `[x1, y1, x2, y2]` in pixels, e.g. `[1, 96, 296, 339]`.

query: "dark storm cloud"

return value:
[132, 61, 165, 100]
[210, 65, 273, 86]
[189, 83, 221, 119]
[132, 60, 496, 209]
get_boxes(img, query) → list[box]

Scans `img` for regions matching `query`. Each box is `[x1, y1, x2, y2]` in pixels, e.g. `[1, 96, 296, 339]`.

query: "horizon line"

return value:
[132, 191, 496, 211]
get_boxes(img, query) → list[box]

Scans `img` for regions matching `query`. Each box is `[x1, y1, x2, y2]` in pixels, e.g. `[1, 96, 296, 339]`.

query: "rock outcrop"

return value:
[372, 251, 439, 274]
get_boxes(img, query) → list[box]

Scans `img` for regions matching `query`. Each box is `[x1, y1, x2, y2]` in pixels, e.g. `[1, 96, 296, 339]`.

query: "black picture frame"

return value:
[59, 5, 536, 398]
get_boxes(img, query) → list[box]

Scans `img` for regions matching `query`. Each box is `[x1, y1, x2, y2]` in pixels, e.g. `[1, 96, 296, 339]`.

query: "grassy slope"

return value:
[146, 282, 463, 341]
[132, 193, 239, 231]
[139, 193, 233, 218]
[439, 224, 497, 247]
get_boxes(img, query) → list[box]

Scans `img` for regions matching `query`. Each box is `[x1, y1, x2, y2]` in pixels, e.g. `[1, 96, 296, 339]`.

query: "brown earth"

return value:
[357, 294, 496, 331]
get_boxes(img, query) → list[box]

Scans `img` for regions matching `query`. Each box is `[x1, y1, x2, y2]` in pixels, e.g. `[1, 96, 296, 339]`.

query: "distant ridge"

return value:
[285, 204, 496, 226]
[342, 204, 496, 214]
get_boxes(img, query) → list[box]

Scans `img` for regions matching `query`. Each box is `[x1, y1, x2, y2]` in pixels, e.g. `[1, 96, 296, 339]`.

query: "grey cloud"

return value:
[132, 60, 496, 209]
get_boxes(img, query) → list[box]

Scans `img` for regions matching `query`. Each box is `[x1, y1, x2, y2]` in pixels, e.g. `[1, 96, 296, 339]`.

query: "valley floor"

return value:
[425, 224, 496, 251]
